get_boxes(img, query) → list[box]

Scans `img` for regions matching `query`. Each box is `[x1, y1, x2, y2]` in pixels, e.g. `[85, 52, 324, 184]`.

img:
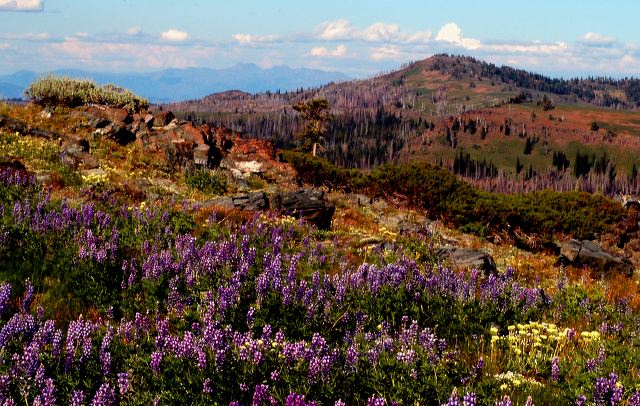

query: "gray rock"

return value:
[193, 144, 210, 166]
[558, 239, 634, 277]
[61, 139, 90, 156]
[88, 117, 111, 129]
[205, 197, 235, 209]
[232, 192, 269, 211]
[102, 123, 136, 145]
[438, 246, 497, 274]
[271, 189, 335, 230]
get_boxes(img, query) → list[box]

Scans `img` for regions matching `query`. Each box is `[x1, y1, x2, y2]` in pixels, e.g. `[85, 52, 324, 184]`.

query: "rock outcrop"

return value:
[558, 239, 635, 277]
[205, 189, 335, 229]
[438, 246, 497, 274]
[271, 189, 335, 230]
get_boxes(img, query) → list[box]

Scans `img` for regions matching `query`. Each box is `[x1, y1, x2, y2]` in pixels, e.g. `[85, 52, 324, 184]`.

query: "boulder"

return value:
[88, 117, 111, 129]
[143, 113, 155, 127]
[271, 189, 335, 230]
[220, 137, 297, 184]
[203, 192, 269, 211]
[101, 123, 136, 145]
[232, 192, 269, 211]
[438, 246, 497, 274]
[154, 111, 175, 127]
[60, 138, 98, 169]
[193, 144, 211, 166]
[61, 138, 90, 156]
[103, 107, 132, 124]
[558, 239, 635, 277]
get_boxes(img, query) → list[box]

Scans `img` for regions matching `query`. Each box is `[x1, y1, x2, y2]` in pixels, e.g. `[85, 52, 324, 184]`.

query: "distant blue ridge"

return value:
[0, 64, 350, 103]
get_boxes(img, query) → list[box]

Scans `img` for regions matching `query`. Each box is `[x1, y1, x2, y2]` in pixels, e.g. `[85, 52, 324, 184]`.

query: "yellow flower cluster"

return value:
[0, 132, 58, 163]
[580, 330, 601, 343]
[258, 213, 298, 227]
[378, 226, 398, 240]
[494, 371, 542, 391]
[490, 321, 603, 372]
[81, 171, 108, 187]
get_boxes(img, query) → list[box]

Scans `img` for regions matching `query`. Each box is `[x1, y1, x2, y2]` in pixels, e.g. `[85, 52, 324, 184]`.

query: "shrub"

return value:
[284, 151, 623, 242]
[184, 167, 227, 195]
[25, 74, 149, 112]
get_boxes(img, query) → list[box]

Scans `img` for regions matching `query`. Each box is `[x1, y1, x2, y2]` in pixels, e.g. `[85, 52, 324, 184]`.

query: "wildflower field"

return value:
[2, 160, 640, 406]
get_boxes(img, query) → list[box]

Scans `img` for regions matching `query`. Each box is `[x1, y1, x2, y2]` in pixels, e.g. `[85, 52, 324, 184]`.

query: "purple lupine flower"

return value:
[117, 372, 131, 396]
[285, 392, 317, 406]
[551, 357, 560, 382]
[629, 392, 640, 406]
[494, 396, 512, 406]
[203, 378, 212, 394]
[345, 343, 359, 371]
[334, 401, 346, 406]
[367, 397, 386, 406]
[150, 351, 163, 373]
[442, 390, 460, 406]
[463, 392, 476, 406]
[524, 397, 534, 406]
[594, 373, 623, 405]
[91, 383, 115, 406]
[270, 370, 280, 382]
[21, 279, 33, 312]
[100, 328, 113, 376]
[575, 394, 586, 406]
[0, 283, 11, 317]
[251, 384, 272, 406]
[41, 378, 56, 406]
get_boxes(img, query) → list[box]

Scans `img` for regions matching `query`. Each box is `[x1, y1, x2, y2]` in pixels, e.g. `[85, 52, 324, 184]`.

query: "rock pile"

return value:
[76, 107, 296, 185]
[206, 189, 336, 230]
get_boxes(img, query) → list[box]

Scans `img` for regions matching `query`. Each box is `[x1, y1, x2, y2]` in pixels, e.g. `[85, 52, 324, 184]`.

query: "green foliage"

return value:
[284, 151, 623, 241]
[184, 167, 227, 195]
[293, 98, 329, 155]
[25, 74, 149, 112]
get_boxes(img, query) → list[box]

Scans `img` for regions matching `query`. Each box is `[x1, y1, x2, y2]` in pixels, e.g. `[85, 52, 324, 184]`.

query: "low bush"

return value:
[25, 74, 149, 112]
[184, 167, 227, 195]
[284, 151, 624, 242]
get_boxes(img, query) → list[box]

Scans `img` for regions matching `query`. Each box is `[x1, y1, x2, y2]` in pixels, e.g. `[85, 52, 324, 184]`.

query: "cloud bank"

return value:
[0, 0, 43, 11]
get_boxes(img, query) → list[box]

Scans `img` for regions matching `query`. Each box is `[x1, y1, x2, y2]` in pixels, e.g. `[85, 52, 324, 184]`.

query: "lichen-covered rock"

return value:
[271, 189, 335, 230]
[558, 239, 634, 277]
[438, 246, 497, 274]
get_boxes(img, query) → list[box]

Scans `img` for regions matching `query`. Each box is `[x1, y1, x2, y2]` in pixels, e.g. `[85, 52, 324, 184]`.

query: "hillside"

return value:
[167, 55, 640, 194]
[3, 82, 640, 404]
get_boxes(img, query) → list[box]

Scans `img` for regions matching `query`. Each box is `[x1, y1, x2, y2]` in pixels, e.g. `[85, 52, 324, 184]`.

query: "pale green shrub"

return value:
[25, 74, 149, 112]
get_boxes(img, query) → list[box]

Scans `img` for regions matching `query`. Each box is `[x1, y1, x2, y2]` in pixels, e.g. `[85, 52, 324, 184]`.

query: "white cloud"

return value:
[0, 43, 10, 50]
[486, 41, 568, 54]
[581, 32, 616, 47]
[160, 29, 189, 42]
[46, 38, 217, 70]
[0, 0, 43, 11]
[316, 19, 357, 40]
[361, 23, 401, 42]
[232, 33, 279, 45]
[315, 19, 431, 44]
[370, 45, 401, 61]
[310, 44, 347, 58]
[0, 32, 50, 41]
[435, 22, 480, 50]
[127, 27, 143, 36]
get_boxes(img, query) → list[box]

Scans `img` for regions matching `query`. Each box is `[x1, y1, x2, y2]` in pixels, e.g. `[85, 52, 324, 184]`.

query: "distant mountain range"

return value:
[0, 64, 350, 103]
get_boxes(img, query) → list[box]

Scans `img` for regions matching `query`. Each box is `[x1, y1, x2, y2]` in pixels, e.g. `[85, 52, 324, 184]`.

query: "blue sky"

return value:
[1, 0, 639, 77]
